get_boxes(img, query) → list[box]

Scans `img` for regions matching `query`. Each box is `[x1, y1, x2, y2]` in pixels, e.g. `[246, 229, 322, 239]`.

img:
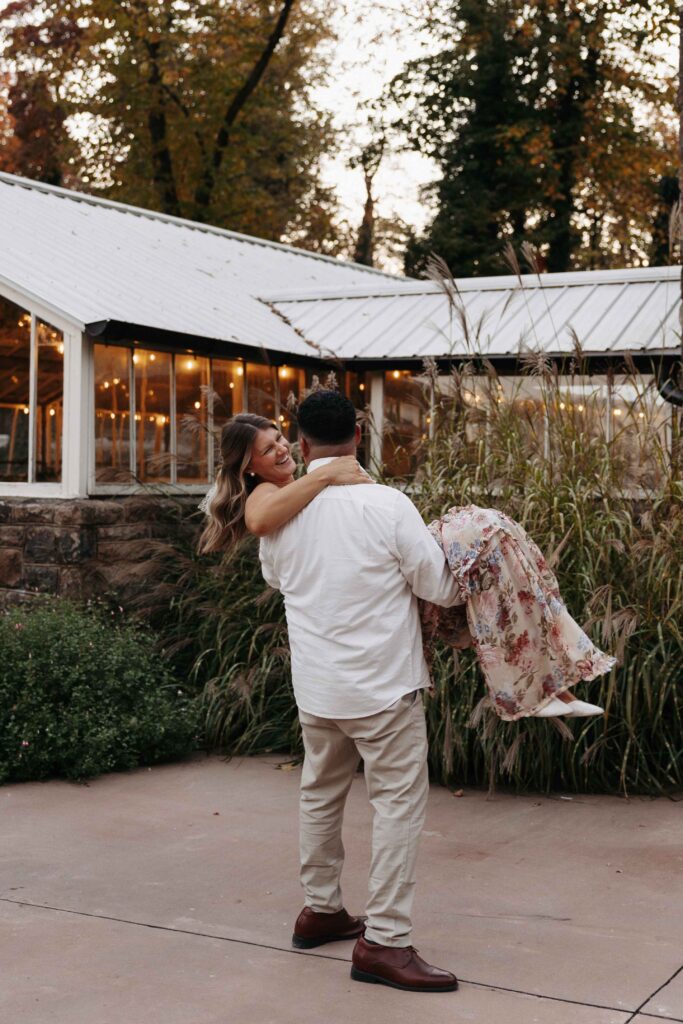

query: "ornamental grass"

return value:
[151, 346, 682, 796]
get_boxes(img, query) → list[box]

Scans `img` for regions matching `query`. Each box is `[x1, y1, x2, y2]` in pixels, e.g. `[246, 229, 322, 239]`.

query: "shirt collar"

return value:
[307, 457, 338, 472]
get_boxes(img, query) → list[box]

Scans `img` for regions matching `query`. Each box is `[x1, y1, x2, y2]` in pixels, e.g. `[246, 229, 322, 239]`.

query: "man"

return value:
[259, 390, 463, 993]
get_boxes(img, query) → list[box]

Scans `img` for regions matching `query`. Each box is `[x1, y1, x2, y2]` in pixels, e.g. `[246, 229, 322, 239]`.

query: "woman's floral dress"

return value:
[421, 505, 616, 721]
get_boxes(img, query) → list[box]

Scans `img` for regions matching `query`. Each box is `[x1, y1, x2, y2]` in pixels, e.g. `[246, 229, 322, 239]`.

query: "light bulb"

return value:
[194, 401, 201, 410]
[49, 408, 56, 417]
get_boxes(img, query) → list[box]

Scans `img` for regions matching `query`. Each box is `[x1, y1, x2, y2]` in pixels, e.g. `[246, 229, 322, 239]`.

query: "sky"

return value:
[311, 2, 440, 241]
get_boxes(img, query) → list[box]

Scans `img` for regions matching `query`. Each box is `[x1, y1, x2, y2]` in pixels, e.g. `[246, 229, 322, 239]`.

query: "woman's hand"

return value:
[318, 456, 374, 486]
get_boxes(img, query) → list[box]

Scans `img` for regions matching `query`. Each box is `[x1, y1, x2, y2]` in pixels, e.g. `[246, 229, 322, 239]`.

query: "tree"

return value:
[350, 136, 385, 266]
[1, 1, 341, 248]
[390, 0, 678, 276]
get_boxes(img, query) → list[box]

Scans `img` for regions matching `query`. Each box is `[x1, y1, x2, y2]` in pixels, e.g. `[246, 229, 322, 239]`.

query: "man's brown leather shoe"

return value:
[292, 907, 366, 949]
[351, 936, 458, 992]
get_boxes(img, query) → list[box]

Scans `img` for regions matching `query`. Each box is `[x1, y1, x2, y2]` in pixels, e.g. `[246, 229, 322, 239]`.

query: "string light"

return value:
[133, 354, 139, 364]
[577, 404, 584, 412]
[109, 412, 115, 420]
[113, 377, 120, 385]
[229, 382, 235, 389]
[392, 370, 400, 379]
[149, 353, 156, 362]
[359, 383, 365, 391]
[559, 402, 566, 410]
[49, 408, 56, 417]
[194, 401, 201, 409]
[185, 359, 196, 370]
[103, 381, 110, 389]
[638, 412, 645, 419]
[236, 366, 244, 376]
[613, 408, 622, 417]
[58, 343, 64, 354]
[23, 406, 29, 415]
[278, 414, 285, 422]
[279, 366, 289, 378]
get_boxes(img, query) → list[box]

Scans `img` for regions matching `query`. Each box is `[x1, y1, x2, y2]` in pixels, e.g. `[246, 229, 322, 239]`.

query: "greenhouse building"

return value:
[0, 170, 680, 601]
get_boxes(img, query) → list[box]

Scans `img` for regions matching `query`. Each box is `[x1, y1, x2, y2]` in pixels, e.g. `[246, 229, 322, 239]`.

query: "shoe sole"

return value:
[292, 928, 364, 950]
[350, 966, 458, 992]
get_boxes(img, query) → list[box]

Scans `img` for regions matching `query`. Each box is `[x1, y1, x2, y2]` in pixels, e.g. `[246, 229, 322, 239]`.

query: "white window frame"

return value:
[88, 342, 248, 497]
[0, 283, 82, 499]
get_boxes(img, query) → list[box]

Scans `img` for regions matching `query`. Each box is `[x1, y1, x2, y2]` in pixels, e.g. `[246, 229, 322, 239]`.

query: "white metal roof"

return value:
[266, 267, 681, 361]
[0, 172, 678, 364]
[0, 172, 397, 357]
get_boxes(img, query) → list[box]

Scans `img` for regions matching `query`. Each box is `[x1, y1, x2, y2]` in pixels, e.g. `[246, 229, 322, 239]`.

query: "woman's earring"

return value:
[247, 471, 255, 477]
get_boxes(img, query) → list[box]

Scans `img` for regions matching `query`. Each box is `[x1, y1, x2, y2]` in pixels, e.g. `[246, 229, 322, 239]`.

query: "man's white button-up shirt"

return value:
[258, 457, 463, 719]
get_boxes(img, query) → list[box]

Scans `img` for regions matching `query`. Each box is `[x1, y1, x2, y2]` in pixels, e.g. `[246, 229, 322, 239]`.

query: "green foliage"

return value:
[0, 600, 199, 783]
[1, 1, 342, 251]
[392, 0, 677, 275]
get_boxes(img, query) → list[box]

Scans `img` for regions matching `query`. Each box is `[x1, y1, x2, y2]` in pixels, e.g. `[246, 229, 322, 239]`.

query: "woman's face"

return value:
[247, 427, 296, 485]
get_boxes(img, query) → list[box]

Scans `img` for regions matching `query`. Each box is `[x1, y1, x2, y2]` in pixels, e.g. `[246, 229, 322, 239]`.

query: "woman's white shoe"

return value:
[534, 697, 574, 717]
[563, 699, 604, 717]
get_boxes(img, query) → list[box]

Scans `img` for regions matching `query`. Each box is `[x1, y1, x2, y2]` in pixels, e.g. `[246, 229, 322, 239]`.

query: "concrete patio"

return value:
[2, 754, 682, 1024]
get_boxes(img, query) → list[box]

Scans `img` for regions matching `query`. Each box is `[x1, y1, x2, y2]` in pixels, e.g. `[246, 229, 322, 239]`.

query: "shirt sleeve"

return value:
[392, 491, 463, 607]
[258, 538, 281, 590]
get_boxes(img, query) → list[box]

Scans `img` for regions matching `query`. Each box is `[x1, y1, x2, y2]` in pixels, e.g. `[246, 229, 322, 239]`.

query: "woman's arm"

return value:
[245, 457, 370, 536]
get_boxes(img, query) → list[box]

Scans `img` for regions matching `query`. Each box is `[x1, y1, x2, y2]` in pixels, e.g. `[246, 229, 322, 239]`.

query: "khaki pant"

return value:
[298, 691, 429, 947]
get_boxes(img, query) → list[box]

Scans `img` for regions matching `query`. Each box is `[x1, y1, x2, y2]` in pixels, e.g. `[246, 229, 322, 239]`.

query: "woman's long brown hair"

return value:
[198, 413, 275, 554]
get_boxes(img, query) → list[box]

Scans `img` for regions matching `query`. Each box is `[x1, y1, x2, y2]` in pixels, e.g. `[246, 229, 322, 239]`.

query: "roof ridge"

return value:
[0, 170, 400, 280]
[263, 265, 680, 303]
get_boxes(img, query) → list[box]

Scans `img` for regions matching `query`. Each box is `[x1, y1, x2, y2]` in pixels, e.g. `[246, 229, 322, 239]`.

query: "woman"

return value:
[200, 412, 614, 721]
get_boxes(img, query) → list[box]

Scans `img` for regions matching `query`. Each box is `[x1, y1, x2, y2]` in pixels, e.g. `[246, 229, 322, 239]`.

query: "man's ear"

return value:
[300, 434, 311, 463]
[354, 422, 362, 445]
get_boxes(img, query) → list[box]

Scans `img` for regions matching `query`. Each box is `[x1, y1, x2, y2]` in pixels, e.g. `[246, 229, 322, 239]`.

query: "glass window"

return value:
[383, 370, 428, 477]
[0, 298, 31, 481]
[212, 359, 245, 431]
[35, 319, 64, 482]
[94, 344, 132, 482]
[344, 370, 369, 467]
[246, 363, 277, 421]
[134, 349, 171, 482]
[277, 365, 306, 440]
[176, 354, 210, 483]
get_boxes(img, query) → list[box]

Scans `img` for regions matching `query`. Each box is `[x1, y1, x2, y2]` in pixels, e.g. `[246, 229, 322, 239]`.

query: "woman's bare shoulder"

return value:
[245, 481, 279, 507]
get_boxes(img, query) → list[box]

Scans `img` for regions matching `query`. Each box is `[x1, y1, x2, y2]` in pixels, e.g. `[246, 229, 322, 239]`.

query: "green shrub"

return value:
[0, 600, 200, 783]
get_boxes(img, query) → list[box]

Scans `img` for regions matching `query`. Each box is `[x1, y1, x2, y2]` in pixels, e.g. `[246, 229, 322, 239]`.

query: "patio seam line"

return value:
[1, 896, 636, 1015]
[623, 962, 683, 1024]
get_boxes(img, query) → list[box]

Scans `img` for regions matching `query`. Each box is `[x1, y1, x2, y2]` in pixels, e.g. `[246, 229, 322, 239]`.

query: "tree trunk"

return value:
[193, 0, 295, 219]
[353, 172, 375, 266]
[146, 40, 180, 217]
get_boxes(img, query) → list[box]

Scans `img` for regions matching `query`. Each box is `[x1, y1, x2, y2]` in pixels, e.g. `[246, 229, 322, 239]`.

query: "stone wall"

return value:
[0, 496, 201, 607]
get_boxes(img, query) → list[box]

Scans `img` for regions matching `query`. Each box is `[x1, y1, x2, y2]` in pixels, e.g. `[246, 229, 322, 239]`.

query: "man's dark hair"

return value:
[296, 389, 357, 445]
